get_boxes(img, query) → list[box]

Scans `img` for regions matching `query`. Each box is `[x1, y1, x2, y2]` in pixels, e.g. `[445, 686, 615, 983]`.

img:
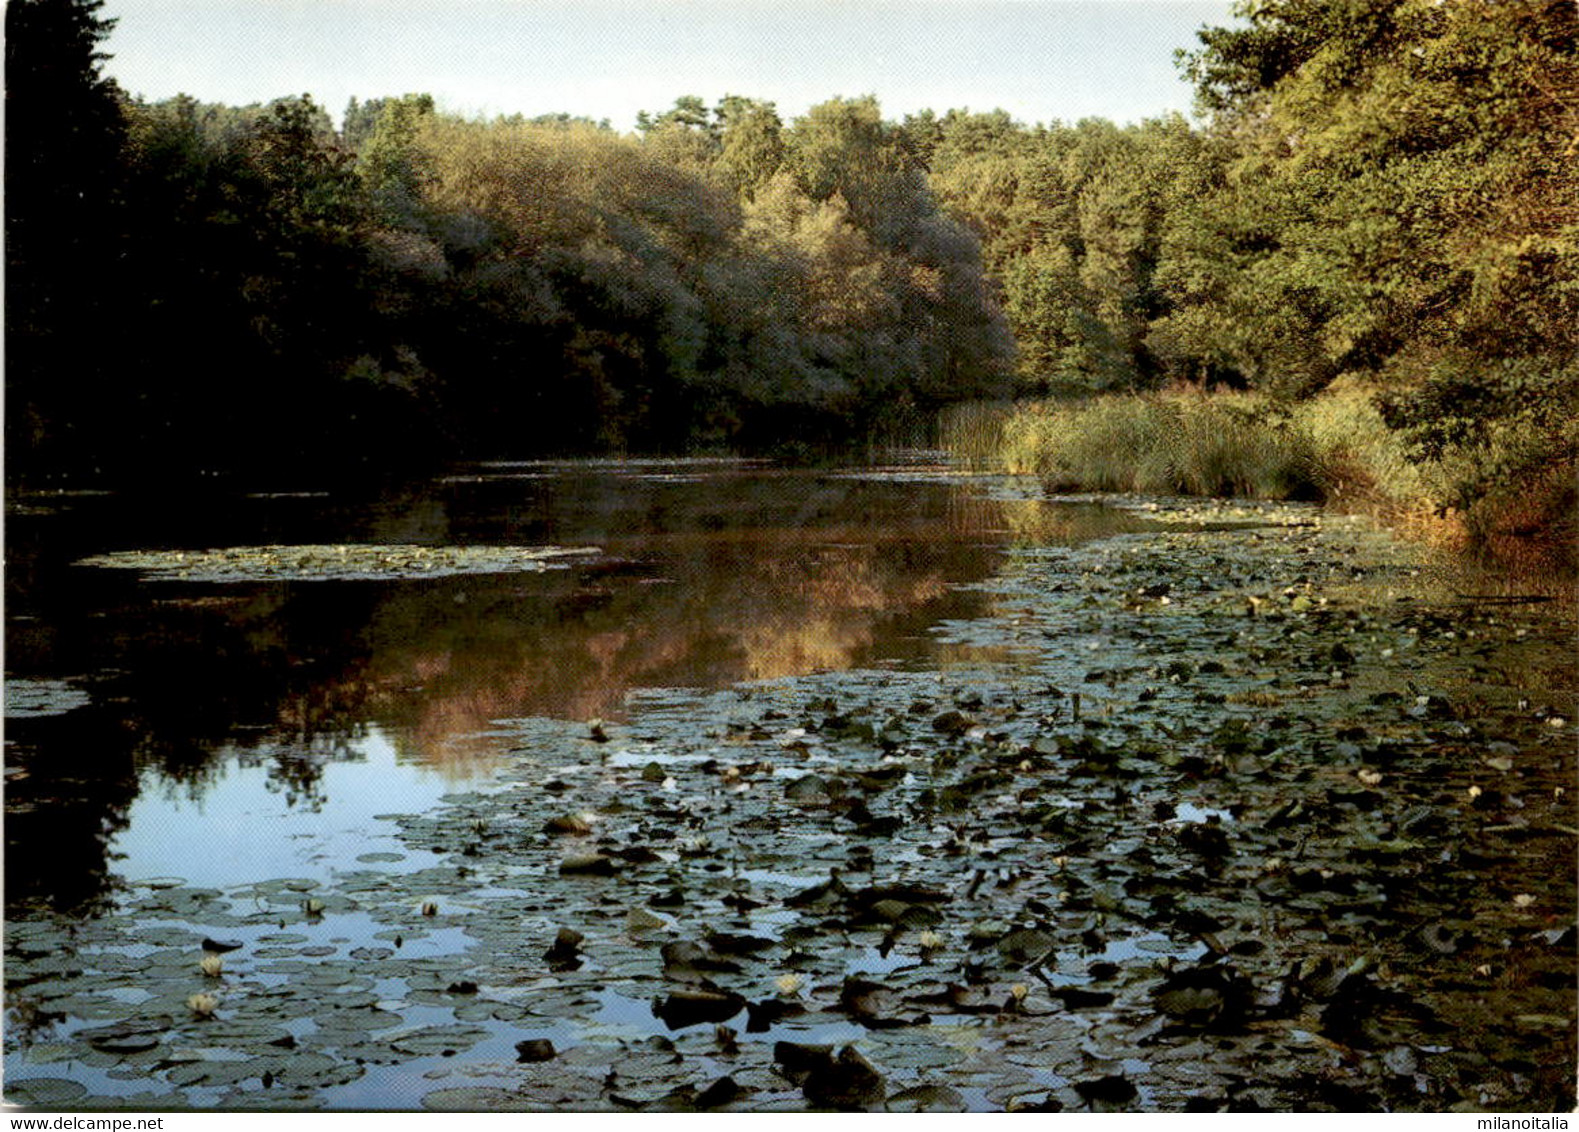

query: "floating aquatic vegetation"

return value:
[1074, 1073, 1138, 1111]
[7, 491, 1574, 1112]
[652, 989, 747, 1030]
[4, 1078, 89, 1106]
[775, 1043, 887, 1110]
[514, 1038, 556, 1063]
[185, 993, 219, 1019]
[72, 544, 600, 582]
[384, 1025, 492, 1057]
[421, 1087, 540, 1112]
[4, 678, 92, 718]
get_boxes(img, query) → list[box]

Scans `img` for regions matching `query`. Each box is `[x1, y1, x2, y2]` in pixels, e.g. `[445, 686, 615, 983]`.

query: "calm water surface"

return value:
[4, 460, 1157, 913]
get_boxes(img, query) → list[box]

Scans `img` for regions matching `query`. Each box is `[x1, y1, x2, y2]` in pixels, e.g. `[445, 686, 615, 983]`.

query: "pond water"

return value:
[3, 460, 1156, 914]
[5, 460, 1573, 1112]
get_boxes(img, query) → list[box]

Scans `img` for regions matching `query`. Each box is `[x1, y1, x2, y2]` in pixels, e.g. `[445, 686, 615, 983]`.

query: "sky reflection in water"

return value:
[110, 726, 454, 890]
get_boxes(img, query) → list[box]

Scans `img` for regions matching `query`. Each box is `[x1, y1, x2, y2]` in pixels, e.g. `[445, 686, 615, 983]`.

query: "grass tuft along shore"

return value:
[942, 385, 1576, 577]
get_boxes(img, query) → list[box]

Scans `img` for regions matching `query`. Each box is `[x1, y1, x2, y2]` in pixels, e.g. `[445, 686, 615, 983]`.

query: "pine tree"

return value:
[5, 0, 129, 476]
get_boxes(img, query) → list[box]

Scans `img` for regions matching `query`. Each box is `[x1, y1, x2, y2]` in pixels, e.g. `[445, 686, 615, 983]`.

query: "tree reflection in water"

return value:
[3, 466, 1159, 911]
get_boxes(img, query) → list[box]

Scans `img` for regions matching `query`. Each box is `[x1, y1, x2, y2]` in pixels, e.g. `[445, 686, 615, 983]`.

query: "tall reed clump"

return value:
[1300, 379, 1453, 524]
[1303, 378, 1576, 568]
[996, 392, 1321, 500]
[937, 400, 1016, 469]
[973, 381, 1574, 572]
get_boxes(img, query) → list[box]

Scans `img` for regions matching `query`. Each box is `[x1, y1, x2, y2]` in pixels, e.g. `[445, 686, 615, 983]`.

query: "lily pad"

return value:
[515, 1038, 557, 1062]
[5, 1077, 90, 1106]
[422, 1087, 539, 1111]
[4, 679, 92, 718]
[652, 989, 747, 1029]
[79, 1016, 174, 1054]
[386, 1025, 493, 1056]
[887, 1084, 968, 1112]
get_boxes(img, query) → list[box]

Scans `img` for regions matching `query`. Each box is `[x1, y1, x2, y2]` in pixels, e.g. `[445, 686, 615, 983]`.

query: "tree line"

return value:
[5, 0, 1012, 484]
[918, 0, 1573, 516]
[7, 0, 1574, 500]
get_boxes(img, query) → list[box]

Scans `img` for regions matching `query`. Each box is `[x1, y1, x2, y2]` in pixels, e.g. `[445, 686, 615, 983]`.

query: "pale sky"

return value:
[100, 0, 1238, 132]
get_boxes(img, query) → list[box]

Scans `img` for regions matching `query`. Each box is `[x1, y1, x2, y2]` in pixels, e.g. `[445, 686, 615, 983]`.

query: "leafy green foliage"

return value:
[8, 41, 1014, 483]
[406, 104, 1011, 453]
[108, 92, 432, 480]
[924, 111, 1228, 394]
[354, 93, 436, 224]
[10, 0, 1570, 517]
[1171, 0, 1579, 511]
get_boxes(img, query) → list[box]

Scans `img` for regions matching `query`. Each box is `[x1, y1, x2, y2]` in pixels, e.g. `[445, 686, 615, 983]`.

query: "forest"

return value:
[6, 0, 1576, 547]
[5, 2, 1577, 1112]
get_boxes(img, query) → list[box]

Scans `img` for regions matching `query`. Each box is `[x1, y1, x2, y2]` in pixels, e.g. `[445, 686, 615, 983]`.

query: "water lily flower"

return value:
[187, 993, 219, 1018]
[199, 954, 224, 978]
[775, 973, 803, 996]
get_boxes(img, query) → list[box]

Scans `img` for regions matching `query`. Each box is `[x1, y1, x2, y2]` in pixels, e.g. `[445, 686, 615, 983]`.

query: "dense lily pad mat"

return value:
[7, 500, 1574, 1111]
[72, 544, 599, 582]
[3, 679, 93, 719]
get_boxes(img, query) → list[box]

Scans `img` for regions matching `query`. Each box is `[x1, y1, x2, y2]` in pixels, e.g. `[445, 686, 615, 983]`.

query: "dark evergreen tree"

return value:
[5, 0, 128, 479]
